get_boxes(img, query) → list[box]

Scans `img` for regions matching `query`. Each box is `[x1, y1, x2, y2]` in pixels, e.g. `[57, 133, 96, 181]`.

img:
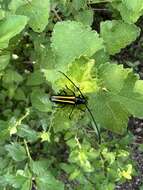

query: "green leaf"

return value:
[51, 57, 143, 134]
[92, 49, 109, 66]
[30, 160, 49, 175]
[69, 143, 94, 172]
[0, 120, 10, 141]
[47, 59, 94, 133]
[51, 20, 103, 73]
[40, 131, 51, 142]
[31, 89, 52, 112]
[118, 164, 133, 180]
[74, 9, 94, 26]
[47, 57, 98, 132]
[56, 57, 98, 93]
[21, 179, 32, 190]
[91, 92, 129, 134]
[7, 117, 19, 136]
[50, 108, 80, 133]
[1, 169, 32, 189]
[72, 0, 87, 11]
[123, 0, 143, 11]
[8, 0, 28, 13]
[100, 20, 140, 55]
[0, 53, 10, 71]
[36, 173, 64, 190]
[91, 63, 143, 133]
[17, 0, 50, 32]
[0, 157, 10, 171]
[39, 46, 58, 70]
[3, 174, 27, 188]
[5, 142, 27, 161]
[69, 168, 81, 180]
[102, 148, 115, 165]
[3, 69, 23, 83]
[0, 9, 5, 20]
[27, 70, 45, 86]
[14, 88, 26, 101]
[112, 0, 143, 23]
[17, 124, 39, 142]
[0, 15, 28, 49]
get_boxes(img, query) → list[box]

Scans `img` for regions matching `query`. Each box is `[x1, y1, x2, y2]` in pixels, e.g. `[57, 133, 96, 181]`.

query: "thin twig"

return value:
[16, 108, 30, 127]
[52, 9, 62, 21]
[91, 8, 109, 11]
[24, 139, 32, 161]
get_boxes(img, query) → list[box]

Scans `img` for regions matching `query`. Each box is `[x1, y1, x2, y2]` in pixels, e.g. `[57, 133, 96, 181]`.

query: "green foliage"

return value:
[16, 0, 50, 32]
[100, 20, 140, 55]
[72, 0, 87, 10]
[112, 0, 143, 23]
[5, 142, 27, 161]
[0, 15, 28, 49]
[51, 21, 103, 71]
[36, 174, 64, 190]
[62, 133, 135, 189]
[31, 89, 52, 112]
[91, 63, 143, 133]
[0, 0, 143, 189]
[0, 53, 10, 71]
[74, 9, 94, 26]
[17, 124, 39, 142]
[0, 9, 5, 20]
[26, 70, 45, 86]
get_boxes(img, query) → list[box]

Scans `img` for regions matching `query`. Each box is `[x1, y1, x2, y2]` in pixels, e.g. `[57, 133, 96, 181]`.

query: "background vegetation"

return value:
[0, 0, 143, 189]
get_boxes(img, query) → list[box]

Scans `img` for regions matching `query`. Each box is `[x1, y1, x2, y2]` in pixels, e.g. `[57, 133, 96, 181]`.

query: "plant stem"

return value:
[24, 139, 32, 161]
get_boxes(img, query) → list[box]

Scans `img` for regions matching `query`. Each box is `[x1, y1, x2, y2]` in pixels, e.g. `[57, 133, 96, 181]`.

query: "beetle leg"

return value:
[77, 107, 85, 112]
[65, 85, 75, 96]
[52, 104, 66, 109]
[58, 89, 67, 95]
[69, 104, 76, 119]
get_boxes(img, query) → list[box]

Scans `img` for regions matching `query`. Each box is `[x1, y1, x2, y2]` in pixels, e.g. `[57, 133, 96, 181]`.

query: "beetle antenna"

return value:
[85, 104, 101, 144]
[59, 71, 85, 99]
[59, 71, 101, 144]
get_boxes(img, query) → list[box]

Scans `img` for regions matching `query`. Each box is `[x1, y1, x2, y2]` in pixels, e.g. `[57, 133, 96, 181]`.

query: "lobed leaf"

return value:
[3, 69, 23, 84]
[50, 57, 143, 134]
[74, 10, 94, 26]
[0, 120, 10, 141]
[90, 63, 143, 133]
[72, 0, 87, 11]
[0, 53, 10, 71]
[0, 15, 28, 49]
[26, 70, 45, 86]
[100, 20, 140, 55]
[51, 21, 103, 72]
[31, 89, 52, 112]
[36, 174, 64, 190]
[0, 9, 5, 20]
[112, 0, 143, 23]
[8, 0, 28, 13]
[17, 0, 50, 32]
[0, 169, 32, 189]
[5, 143, 27, 161]
[17, 124, 39, 142]
[50, 108, 80, 133]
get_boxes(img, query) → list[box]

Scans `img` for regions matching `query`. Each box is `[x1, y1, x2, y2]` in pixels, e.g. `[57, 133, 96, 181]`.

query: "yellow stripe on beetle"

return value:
[51, 96, 76, 100]
[51, 98, 75, 104]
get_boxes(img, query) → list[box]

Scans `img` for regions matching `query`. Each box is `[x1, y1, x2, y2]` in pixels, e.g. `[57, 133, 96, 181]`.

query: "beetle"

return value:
[50, 94, 86, 105]
[50, 71, 101, 144]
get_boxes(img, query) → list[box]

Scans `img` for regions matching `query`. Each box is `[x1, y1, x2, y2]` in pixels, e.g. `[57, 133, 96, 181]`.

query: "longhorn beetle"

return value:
[50, 71, 101, 144]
